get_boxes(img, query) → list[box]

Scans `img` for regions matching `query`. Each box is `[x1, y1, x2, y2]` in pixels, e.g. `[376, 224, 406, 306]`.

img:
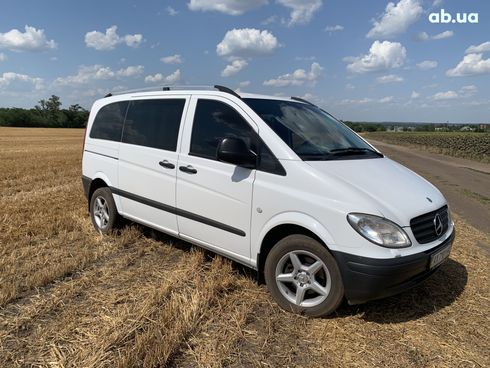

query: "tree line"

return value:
[344, 122, 387, 132]
[0, 95, 89, 128]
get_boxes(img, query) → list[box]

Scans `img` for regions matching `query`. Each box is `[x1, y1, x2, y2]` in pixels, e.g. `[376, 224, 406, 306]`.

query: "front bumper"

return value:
[332, 229, 455, 305]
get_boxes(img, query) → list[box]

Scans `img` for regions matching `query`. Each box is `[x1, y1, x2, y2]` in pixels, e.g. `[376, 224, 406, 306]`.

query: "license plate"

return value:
[430, 244, 452, 269]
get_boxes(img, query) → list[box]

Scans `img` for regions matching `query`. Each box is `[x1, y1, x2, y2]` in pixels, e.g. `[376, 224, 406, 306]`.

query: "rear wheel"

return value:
[264, 234, 344, 317]
[90, 187, 119, 234]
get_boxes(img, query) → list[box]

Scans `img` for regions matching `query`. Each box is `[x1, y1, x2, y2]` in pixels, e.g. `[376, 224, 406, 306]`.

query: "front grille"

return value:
[410, 205, 449, 244]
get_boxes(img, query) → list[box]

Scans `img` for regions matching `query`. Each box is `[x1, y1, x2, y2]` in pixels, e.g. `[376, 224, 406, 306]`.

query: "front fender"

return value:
[253, 211, 338, 259]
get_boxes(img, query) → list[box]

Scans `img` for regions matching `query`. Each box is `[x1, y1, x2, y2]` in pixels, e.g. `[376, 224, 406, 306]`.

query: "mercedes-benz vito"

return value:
[81, 85, 455, 317]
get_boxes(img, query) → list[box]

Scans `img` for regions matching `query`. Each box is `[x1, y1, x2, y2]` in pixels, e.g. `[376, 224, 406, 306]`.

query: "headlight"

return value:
[347, 213, 411, 248]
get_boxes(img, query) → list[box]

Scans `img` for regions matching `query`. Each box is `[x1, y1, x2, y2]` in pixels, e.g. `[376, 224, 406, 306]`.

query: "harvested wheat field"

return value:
[0, 127, 489, 367]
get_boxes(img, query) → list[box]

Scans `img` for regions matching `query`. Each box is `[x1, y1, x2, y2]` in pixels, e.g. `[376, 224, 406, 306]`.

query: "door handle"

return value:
[179, 165, 197, 174]
[159, 160, 175, 169]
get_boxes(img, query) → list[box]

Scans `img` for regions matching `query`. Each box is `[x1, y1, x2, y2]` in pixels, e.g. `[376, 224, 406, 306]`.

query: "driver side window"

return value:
[190, 99, 257, 160]
[190, 99, 286, 176]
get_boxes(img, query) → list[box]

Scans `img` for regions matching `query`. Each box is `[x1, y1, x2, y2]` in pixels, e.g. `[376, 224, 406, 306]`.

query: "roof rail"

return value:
[214, 85, 241, 99]
[103, 85, 242, 99]
[291, 96, 316, 106]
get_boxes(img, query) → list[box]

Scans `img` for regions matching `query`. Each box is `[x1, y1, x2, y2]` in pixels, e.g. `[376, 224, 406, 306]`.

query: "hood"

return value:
[307, 157, 446, 226]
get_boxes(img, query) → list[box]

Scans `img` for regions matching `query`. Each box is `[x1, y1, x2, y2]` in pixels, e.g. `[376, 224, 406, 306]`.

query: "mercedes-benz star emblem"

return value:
[433, 213, 443, 236]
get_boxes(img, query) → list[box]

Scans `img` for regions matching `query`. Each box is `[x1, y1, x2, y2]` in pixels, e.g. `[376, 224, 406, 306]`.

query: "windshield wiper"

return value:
[299, 153, 335, 160]
[329, 147, 383, 157]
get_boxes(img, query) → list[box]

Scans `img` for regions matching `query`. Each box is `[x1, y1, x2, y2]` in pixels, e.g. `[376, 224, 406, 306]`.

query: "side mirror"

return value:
[217, 137, 257, 169]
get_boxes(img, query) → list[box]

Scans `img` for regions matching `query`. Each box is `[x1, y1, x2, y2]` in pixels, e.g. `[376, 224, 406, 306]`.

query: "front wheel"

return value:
[89, 187, 120, 234]
[264, 234, 344, 317]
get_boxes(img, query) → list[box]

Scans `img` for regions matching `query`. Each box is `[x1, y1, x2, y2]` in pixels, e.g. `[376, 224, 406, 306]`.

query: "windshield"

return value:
[244, 98, 382, 161]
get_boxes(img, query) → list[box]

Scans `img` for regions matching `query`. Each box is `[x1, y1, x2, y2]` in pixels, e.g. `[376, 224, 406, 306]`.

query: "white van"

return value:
[82, 85, 455, 316]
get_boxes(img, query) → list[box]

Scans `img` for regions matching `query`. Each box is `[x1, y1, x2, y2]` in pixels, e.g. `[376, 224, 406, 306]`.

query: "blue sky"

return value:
[0, 0, 489, 123]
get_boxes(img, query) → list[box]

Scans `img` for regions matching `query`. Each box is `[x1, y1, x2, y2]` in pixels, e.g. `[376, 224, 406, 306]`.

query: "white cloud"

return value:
[0, 25, 57, 52]
[54, 65, 144, 85]
[55, 65, 114, 85]
[417, 30, 454, 41]
[217, 28, 279, 58]
[340, 97, 372, 104]
[433, 91, 458, 100]
[376, 74, 403, 83]
[144, 74, 161, 83]
[0, 72, 44, 90]
[343, 96, 393, 104]
[221, 59, 248, 77]
[84, 26, 143, 50]
[345, 83, 355, 89]
[84, 26, 119, 50]
[325, 25, 344, 32]
[144, 69, 181, 84]
[446, 53, 490, 77]
[166, 69, 182, 84]
[0, 53, 6, 61]
[187, 0, 267, 15]
[161, 54, 183, 64]
[417, 60, 438, 70]
[263, 62, 323, 87]
[367, 0, 423, 39]
[167, 6, 178, 16]
[277, 0, 323, 26]
[261, 15, 278, 25]
[459, 85, 477, 97]
[123, 34, 143, 48]
[378, 96, 394, 103]
[411, 91, 420, 99]
[346, 40, 407, 73]
[239, 80, 251, 87]
[116, 65, 144, 77]
[432, 0, 443, 7]
[432, 30, 453, 40]
[295, 56, 316, 61]
[465, 41, 490, 54]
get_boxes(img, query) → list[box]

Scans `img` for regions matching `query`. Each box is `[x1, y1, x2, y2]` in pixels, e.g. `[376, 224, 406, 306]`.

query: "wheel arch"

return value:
[255, 213, 336, 282]
[88, 178, 108, 208]
[86, 172, 119, 212]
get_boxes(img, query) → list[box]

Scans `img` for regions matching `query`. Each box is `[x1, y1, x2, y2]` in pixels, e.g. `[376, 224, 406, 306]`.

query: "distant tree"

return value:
[46, 95, 62, 111]
[65, 104, 88, 128]
[36, 99, 47, 111]
[68, 104, 82, 112]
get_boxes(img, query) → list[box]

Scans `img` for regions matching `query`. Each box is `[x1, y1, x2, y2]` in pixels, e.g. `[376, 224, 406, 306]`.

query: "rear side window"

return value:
[190, 99, 257, 159]
[122, 99, 185, 151]
[89, 101, 128, 141]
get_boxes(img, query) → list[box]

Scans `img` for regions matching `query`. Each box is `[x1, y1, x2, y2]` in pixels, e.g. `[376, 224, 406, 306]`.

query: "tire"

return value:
[89, 187, 120, 234]
[264, 234, 344, 317]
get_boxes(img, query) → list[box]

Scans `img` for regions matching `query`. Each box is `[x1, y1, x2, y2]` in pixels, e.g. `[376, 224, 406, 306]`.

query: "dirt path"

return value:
[368, 139, 490, 238]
